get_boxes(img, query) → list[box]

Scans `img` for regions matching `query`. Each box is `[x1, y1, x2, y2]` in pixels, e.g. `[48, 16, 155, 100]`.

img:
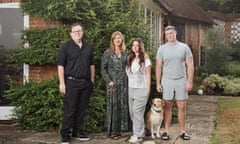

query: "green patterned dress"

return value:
[101, 49, 130, 136]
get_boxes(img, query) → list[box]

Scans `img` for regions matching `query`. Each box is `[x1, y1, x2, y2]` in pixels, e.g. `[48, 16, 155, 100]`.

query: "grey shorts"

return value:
[161, 77, 188, 100]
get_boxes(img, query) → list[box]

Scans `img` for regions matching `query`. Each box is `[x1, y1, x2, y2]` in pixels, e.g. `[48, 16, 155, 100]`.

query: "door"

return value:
[0, 3, 23, 107]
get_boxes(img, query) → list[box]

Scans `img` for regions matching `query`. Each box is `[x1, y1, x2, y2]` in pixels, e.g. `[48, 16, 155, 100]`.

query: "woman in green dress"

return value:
[101, 31, 130, 139]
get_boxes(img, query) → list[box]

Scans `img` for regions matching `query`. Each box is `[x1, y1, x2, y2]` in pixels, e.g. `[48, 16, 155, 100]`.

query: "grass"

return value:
[211, 97, 240, 144]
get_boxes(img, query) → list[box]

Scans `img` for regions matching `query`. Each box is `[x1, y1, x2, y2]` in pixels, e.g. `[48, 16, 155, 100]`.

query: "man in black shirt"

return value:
[58, 23, 95, 144]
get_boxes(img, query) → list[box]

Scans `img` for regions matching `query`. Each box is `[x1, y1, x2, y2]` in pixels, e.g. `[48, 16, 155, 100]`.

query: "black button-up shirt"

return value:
[58, 39, 94, 79]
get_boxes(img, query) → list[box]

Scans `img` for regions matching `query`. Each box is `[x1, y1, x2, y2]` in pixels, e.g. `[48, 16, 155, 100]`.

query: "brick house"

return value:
[0, 0, 59, 119]
[138, 0, 214, 67]
[0, 0, 214, 83]
[0, 0, 213, 119]
[209, 10, 240, 44]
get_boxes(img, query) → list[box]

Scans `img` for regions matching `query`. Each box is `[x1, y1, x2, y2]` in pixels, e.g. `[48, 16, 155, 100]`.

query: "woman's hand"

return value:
[108, 81, 114, 87]
[156, 83, 163, 93]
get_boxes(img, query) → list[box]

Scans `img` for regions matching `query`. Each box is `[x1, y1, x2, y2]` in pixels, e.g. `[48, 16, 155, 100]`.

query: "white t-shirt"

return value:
[126, 58, 151, 88]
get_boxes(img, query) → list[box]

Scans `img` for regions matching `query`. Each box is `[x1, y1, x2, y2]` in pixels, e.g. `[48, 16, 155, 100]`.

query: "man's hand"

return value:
[186, 81, 193, 92]
[59, 83, 66, 94]
[156, 83, 163, 93]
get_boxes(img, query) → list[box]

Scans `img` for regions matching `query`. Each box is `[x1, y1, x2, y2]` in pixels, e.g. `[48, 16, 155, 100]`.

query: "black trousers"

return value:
[61, 78, 93, 139]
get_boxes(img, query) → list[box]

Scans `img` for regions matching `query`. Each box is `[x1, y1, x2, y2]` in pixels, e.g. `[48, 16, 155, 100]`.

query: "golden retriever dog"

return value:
[145, 98, 165, 139]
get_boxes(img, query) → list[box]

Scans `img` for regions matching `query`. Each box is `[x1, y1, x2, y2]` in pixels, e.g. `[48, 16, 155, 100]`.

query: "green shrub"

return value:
[227, 63, 240, 77]
[200, 74, 226, 95]
[223, 77, 240, 96]
[22, 26, 69, 49]
[13, 48, 59, 65]
[200, 74, 240, 96]
[4, 78, 106, 132]
[231, 44, 240, 63]
[205, 46, 230, 76]
[5, 79, 63, 131]
[12, 26, 69, 65]
[203, 27, 226, 48]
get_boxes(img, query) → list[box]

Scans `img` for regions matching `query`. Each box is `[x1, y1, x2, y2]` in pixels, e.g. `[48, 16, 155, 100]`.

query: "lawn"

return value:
[211, 97, 240, 144]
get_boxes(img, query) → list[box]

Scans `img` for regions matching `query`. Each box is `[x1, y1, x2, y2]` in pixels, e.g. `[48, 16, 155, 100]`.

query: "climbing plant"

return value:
[8, 0, 152, 132]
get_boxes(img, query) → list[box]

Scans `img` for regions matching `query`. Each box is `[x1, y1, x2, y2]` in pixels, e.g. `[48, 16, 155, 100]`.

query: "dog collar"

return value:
[151, 107, 161, 113]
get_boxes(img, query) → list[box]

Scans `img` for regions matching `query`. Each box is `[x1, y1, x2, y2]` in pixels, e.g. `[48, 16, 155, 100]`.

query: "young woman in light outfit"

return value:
[126, 38, 151, 143]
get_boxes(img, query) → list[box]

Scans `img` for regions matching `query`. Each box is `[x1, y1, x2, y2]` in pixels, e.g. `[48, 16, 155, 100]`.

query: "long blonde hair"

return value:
[109, 31, 126, 53]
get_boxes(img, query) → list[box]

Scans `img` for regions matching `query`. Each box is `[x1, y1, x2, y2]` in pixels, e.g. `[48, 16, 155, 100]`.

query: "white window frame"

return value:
[0, 2, 29, 120]
[0, 2, 29, 83]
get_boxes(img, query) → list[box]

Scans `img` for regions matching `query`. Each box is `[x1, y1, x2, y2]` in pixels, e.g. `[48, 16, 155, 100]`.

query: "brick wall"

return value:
[0, 0, 59, 82]
[0, 0, 20, 3]
[29, 64, 58, 82]
[29, 17, 59, 30]
[28, 17, 59, 82]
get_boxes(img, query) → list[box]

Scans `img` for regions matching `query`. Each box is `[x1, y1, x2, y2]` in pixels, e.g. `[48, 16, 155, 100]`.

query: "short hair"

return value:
[69, 23, 83, 32]
[164, 25, 176, 32]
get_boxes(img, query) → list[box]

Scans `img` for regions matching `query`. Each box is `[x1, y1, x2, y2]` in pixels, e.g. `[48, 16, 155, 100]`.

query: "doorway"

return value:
[0, 2, 28, 119]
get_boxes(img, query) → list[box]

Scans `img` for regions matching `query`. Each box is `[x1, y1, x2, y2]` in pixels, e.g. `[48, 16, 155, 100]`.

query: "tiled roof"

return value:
[155, 0, 214, 24]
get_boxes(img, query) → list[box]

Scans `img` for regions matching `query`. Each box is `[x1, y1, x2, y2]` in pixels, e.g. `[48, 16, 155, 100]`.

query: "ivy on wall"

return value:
[13, 48, 59, 65]
[9, 0, 153, 132]
[13, 26, 69, 65]
[17, 0, 150, 65]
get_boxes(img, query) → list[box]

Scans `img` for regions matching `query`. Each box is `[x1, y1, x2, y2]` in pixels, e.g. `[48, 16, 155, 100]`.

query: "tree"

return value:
[196, 0, 240, 14]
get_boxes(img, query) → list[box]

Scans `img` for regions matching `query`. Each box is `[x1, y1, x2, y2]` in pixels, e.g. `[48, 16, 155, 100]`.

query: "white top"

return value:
[126, 58, 151, 88]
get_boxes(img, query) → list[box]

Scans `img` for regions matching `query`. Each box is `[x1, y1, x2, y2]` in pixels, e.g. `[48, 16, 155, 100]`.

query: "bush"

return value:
[4, 79, 63, 131]
[227, 63, 240, 77]
[224, 77, 240, 96]
[200, 74, 226, 95]
[200, 74, 240, 96]
[205, 46, 230, 76]
[13, 48, 59, 65]
[4, 78, 106, 132]
[203, 27, 226, 48]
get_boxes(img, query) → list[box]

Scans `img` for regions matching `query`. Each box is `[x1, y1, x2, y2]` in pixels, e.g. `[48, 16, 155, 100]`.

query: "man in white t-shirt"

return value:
[156, 25, 194, 140]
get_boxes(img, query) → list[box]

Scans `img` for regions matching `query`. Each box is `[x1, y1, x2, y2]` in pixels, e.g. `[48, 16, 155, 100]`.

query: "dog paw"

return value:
[156, 134, 161, 138]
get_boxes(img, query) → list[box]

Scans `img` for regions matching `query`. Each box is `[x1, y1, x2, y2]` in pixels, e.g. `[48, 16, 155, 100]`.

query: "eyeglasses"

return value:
[71, 30, 83, 33]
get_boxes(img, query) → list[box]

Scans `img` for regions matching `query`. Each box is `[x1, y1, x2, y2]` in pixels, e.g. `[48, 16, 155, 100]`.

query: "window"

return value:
[139, 4, 161, 50]
[200, 46, 206, 66]
[0, 2, 29, 108]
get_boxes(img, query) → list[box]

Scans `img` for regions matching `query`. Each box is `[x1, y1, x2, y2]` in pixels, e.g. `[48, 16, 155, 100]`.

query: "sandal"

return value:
[110, 133, 122, 140]
[180, 132, 190, 140]
[161, 132, 169, 140]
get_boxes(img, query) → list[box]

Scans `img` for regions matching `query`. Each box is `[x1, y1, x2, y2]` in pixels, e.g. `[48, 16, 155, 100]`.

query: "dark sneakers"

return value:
[72, 133, 90, 141]
[61, 137, 70, 144]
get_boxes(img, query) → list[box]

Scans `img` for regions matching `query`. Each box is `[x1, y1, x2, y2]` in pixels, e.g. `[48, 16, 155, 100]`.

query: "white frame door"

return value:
[0, 2, 29, 120]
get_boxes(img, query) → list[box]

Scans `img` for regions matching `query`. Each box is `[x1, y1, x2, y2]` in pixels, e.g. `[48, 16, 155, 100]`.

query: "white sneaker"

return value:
[128, 135, 143, 143]
[61, 142, 70, 144]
